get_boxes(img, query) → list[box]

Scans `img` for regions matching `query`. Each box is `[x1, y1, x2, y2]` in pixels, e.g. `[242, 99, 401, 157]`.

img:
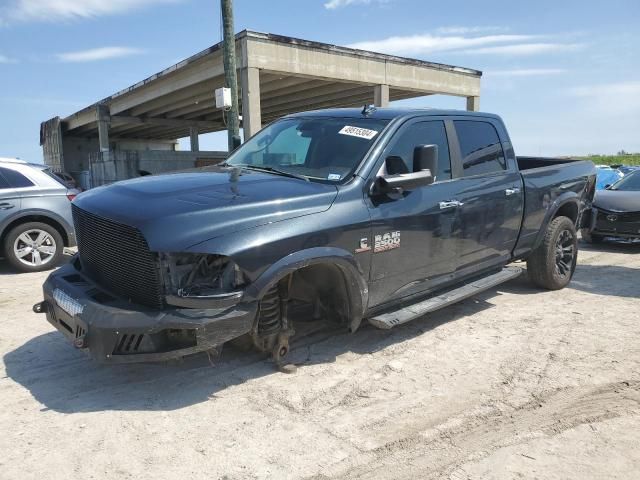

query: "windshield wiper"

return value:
[235, 165, 310, 181]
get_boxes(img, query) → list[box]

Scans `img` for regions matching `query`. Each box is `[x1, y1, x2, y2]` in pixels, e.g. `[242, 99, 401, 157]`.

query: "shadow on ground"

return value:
[3, 290, 498, 414]
[500, 246, 640, 299]
[579, 239, 640, 255]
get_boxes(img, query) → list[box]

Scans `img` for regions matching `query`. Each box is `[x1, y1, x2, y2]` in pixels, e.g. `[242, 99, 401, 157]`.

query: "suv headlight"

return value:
[160, 253, 245, 299]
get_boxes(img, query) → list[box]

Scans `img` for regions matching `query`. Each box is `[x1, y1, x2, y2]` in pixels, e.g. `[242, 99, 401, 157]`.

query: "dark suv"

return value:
[0, 158, 77, 272]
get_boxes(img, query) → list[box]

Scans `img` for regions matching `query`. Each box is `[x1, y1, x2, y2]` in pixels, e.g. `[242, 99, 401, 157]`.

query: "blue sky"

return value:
[1, 0, 639, 162]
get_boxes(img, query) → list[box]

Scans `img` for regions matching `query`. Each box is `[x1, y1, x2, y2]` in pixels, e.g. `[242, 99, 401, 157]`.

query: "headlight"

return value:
[160, 253, 245, 298]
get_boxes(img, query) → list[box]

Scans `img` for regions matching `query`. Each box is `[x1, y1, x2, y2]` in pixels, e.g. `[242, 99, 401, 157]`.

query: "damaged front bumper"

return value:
[37, 262, 257, 363]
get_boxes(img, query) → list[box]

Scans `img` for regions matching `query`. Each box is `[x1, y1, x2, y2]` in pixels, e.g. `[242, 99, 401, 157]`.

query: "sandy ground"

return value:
[0, 241, 639, 480]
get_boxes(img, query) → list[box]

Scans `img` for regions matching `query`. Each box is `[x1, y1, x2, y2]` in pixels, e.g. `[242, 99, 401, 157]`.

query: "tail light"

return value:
[67, 193, 77, 202]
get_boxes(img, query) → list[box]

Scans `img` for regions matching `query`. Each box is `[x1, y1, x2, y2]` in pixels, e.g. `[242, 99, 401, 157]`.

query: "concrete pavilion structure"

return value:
[40, 30, 482, 187]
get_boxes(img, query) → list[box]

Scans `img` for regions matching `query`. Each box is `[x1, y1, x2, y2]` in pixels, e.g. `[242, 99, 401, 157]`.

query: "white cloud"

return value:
[485, 68, 567, 77]
[324, 0, 389, 9]
[456, 42, 583, 56]
[435, 26, 509, 35]
[568, 81, 640, 114]
[1, 0, 180, 23]
[0, 54, 15, 63]
[348, 33, 537, 56]
[56, 47, 145, 63]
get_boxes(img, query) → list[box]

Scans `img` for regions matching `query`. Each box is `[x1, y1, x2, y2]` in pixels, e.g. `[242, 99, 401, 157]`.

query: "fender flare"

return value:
[244, 247, 369, 333]
[532, 193, 580, 251]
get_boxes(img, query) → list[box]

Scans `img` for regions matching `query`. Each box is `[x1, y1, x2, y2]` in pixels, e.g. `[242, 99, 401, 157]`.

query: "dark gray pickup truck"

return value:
[35, 108, 596, 364]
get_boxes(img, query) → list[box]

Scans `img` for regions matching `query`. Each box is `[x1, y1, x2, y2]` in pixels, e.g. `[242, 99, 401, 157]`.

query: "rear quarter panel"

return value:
[514, 160, 596, 258]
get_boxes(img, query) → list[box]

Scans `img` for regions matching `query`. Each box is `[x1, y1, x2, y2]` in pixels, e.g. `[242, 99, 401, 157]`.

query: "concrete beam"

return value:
[110, 115, 218, 129]
[128, 80, 217, 117]
[261, 81, 364, 110]
[190, 126, 199, 152]
[264, 90, 376, 119]
[65, 53, 226, 130]
[466, 96, 480, 112]
[241, 67, 262, 138]
[263, 85, 373, 117]
[96, 105, 110, 153]
[374, 84, 390, 107]
[246, 37, 481, 97]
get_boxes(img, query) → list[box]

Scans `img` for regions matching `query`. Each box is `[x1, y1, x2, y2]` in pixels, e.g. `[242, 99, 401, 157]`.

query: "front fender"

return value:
[244, 247, 369, 333]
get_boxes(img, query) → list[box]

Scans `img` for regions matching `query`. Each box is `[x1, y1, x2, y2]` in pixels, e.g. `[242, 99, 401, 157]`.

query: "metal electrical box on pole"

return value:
[220, 0, 241, 151]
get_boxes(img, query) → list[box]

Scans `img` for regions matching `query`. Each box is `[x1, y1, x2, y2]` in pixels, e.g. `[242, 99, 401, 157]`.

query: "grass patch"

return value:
[576, 155, 640, 166]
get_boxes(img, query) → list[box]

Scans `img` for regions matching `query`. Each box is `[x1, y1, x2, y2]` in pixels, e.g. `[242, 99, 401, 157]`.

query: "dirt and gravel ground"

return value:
[1, 241, 639, 480]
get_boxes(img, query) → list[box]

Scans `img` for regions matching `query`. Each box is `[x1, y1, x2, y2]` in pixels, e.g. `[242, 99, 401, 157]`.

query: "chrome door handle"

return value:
[439, 200, 464, 209]
[505, 187, 521, 196]
[0, 203, 15, 210]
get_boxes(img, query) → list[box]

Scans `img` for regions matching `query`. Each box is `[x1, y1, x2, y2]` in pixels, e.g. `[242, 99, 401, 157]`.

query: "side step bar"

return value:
[369, 266, 523, 330]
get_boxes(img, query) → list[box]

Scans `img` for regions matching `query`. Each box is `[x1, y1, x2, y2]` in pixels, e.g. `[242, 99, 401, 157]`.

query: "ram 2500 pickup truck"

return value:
[35, 108, 596, 364]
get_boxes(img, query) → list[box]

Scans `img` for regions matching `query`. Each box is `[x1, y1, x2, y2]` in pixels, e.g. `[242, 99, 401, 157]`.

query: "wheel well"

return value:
[287, 263, 352, 325]
[553, 202, 579, 225]
[0, 215, 70, 248]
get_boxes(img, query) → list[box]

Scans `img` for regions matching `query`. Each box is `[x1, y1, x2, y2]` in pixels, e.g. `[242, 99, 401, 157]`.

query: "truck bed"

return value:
[514, 157, 596, 259]
[517, 156, 580, 170]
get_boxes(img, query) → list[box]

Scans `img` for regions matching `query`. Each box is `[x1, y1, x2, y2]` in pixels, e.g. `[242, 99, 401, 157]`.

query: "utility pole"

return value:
[221, 0, 240, 151]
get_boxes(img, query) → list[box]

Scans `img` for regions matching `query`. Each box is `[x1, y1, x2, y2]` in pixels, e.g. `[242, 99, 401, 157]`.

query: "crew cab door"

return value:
[365, 119, 463, 307]
[449, 119, 524, 275]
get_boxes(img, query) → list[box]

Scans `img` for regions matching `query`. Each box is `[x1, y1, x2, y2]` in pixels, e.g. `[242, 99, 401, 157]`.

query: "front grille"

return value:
[596, 209, 640, 234]
[72, 204, 163, 309]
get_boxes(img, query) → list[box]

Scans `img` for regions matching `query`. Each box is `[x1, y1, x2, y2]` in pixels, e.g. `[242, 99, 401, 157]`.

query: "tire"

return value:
[527, 216, 578, 290]
[580, 228, 604, 244]
[3, 222, 64, 273]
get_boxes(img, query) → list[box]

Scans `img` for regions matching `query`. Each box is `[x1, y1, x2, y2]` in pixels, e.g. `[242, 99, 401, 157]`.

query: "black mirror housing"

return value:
[414, 144, 438, 175]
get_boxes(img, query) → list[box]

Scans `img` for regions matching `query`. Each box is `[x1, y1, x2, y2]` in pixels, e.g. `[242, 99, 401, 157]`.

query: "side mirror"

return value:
[370, 170, 434, 196]
[231, 135, 242, 151]
[413, 144, 438, 176]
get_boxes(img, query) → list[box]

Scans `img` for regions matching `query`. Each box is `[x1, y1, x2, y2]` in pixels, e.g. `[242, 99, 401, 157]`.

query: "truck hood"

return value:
[593, 190, 640, 213]
[74, 168, 338, 251]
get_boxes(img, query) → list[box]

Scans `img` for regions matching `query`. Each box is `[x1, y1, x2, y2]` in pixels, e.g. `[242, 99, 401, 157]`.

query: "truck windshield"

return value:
[609, 171, 640, 191]
[225, 117, 389, 182]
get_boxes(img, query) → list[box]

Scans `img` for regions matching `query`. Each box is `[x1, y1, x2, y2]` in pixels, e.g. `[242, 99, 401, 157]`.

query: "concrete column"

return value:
[466, 96, 480, 112]
[189, 126, 199, 152]
[96, 104, 111, 153]
[374, 84, 390, 107]
[241, 67, 262, 139]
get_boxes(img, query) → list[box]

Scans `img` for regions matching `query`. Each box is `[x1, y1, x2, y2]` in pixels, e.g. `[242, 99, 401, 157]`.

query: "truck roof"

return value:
[285, 107, 501, 121]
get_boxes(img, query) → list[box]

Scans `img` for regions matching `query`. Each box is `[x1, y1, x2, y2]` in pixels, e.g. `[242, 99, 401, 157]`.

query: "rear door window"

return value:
[454, 121, 507, 176]
[0, 167, 35, 188]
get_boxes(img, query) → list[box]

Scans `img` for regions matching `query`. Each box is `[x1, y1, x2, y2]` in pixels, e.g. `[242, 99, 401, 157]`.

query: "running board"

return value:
[368, 266, 523, 330]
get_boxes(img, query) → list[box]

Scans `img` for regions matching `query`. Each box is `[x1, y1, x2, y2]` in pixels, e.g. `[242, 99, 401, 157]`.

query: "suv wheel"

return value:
[3, 222, 64, 273]
[527, 216, 578, 290]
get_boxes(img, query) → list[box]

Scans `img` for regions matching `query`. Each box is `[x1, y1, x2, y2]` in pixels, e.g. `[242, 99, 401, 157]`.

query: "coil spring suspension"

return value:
[258, 285, 281, 336]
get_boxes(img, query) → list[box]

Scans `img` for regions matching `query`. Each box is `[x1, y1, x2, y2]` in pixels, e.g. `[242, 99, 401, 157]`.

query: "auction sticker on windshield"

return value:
[339, 125, 379, 140]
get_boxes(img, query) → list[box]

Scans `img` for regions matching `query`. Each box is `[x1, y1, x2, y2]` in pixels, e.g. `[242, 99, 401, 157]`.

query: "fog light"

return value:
[53, 289, 84, 317]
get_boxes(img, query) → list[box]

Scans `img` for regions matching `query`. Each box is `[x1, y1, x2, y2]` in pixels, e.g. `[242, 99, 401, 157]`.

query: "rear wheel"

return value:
[580, 228, 604, 244]
[527, 216, 578, 290]
[3, 222, 64, 273]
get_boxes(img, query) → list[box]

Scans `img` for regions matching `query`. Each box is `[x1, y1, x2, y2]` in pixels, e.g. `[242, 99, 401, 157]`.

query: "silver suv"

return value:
[0, 158, 77, 272]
